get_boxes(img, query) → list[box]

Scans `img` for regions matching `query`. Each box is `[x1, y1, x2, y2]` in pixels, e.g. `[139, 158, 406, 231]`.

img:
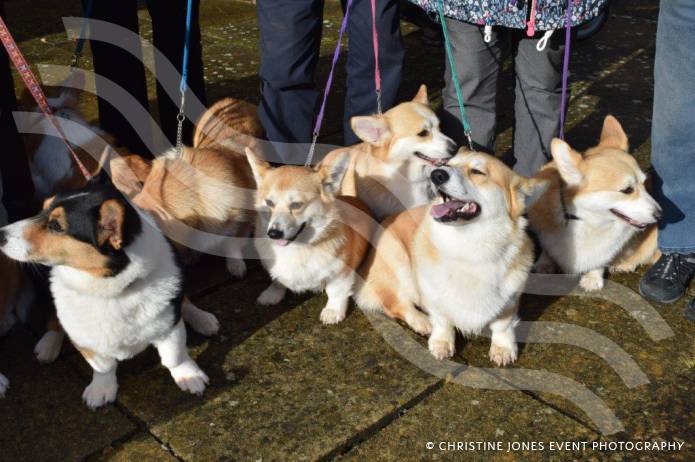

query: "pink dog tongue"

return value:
[274, 239, 290, 247]
[430, 201, 465, 218]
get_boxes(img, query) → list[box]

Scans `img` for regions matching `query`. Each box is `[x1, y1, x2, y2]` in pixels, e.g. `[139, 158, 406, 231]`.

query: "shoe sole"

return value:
[638, 283, 683, 305]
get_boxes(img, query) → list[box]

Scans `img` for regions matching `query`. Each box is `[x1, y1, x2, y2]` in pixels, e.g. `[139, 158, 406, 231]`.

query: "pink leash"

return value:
[559, 0, 572, 140]
[0, 17, 92, 180]
[370, 0, 382, 114]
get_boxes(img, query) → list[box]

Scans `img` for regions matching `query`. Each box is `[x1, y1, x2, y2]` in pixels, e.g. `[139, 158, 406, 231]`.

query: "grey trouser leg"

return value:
[512, 31, 564, 177]
[441, 19, 500, 153]
[442, 20, 565, 177]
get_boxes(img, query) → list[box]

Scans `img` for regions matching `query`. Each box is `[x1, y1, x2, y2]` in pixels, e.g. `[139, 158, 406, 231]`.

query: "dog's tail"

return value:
[193, 98, 264, 150]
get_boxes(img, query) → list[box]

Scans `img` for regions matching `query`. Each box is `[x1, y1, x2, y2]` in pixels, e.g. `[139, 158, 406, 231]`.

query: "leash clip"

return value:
[375, 89, 382, 115]
[305, 132, 320, 167]
[175, 91, 186, 157]
[464, 130, 474, 151]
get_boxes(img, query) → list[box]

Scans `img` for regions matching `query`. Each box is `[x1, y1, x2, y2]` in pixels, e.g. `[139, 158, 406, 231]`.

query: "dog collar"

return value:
[559, 182, 580, 224]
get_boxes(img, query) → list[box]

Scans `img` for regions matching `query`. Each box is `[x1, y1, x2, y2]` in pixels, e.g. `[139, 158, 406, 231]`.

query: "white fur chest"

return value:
[50, 224, 181, 360]
[258, 238, 346, 293]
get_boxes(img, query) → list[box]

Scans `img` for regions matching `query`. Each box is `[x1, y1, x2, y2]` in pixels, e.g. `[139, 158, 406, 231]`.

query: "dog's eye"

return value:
[417, 129, 429, 137]
[620, 186, 635, 194]
[289, 201, 304, 210]
[470, 168, 486, 176]
[265, 199, 275, 208]
[47, 220, 64, 233]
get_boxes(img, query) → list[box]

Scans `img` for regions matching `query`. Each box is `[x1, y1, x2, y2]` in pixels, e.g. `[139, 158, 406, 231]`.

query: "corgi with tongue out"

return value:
[356, 150, 548, 364]
[246, 148, 374, 325]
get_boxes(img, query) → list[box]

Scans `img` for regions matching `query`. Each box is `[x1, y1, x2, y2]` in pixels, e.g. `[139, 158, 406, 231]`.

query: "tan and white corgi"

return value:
[110, 97, 262, 278]
[356, 151, 547, 364]
[528, 116, 662, 291]
[320, 85, 457, 220]
[246, 147, 373, 325]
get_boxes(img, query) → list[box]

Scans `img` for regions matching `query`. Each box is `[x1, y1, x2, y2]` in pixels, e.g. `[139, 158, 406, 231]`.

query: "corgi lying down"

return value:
[320, 85, 457, 220]
[529, 116, 662, 291]
[356, 151, 547, 364]
[0, 176, 209, 408]
[246, 148, 373, 325]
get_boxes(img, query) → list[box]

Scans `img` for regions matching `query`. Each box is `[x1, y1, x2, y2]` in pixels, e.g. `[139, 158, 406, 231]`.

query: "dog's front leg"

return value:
[182, 297, 220, 336]
[320, 272, 353, 325]
[257, 280, 287, 306]
[154, 320, 208, 395]
[427, 312, 456, 360]
[579, 268, 605, 291]
[80, 353, 118, 409]
[488, 309, 519, 367]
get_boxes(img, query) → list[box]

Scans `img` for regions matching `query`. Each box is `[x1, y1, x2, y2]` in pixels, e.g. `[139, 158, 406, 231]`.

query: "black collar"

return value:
[559, 181, 580, 224]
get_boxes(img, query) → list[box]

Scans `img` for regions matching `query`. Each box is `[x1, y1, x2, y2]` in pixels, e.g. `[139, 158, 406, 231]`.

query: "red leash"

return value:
[0, 16, 92, 180]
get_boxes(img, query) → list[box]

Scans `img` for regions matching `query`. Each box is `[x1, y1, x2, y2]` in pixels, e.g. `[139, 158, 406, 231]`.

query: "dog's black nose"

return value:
[430, 169, 450, 186]
[0, 230, 6, 247]
[267, 228, 284, 240]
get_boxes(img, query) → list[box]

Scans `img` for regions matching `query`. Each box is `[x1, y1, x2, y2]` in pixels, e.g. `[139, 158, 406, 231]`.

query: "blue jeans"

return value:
[652, 0, 695, 253]
[257, 0, 404, 151]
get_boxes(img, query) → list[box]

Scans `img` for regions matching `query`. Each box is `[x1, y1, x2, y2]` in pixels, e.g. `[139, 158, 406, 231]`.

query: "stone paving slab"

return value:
[0, 330, 136, 461]
[87, 432, 177, 462]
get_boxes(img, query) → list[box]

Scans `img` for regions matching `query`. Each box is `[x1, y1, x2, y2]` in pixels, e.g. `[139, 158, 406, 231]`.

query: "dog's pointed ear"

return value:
[318, 152, 350, 197]
[245, 147, 271, 186]
[412, 84, 429, 104]
[599, 115, 629, 151]
[97, 199, 126, 250]
[351, 116, 391, 146]
[509, 177, 549, 219]
[551, 138, 584, 186]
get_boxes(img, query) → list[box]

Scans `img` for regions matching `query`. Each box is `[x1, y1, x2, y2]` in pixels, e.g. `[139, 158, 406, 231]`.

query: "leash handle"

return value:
[0, 16, 92, 180]
[559, 0, 572, 140]
[436, 0, 473, 150]
[370, 0, 382, 115]
[305, 0, 354, 167]
[176, 0, 194, 157]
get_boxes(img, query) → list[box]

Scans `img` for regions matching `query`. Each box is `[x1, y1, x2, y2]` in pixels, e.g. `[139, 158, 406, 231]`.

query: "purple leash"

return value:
[559, 0, 573, 140]
[305, 0, 354, 167]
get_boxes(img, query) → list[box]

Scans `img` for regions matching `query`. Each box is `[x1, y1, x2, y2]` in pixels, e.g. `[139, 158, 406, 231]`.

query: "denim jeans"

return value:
[652, 0, 695, 253]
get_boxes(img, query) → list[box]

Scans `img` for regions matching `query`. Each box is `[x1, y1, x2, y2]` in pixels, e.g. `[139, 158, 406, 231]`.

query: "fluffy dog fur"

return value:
[247, 148, 373, 324]
[529, 116, 662, 291]
[110, 97, 261, 278]
[356, 151, 547, 364]
[320, 85, 457, 220]
[0, 178, 209, 408]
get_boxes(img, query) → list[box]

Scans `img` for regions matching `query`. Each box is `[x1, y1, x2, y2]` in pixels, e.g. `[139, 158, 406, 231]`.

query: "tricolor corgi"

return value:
[0, 177, 209, 408]
[356, 151, 547, 364]
[320, 85, 457, 220]
[246, 148, 373, 325]
[528, 116, 662, 291]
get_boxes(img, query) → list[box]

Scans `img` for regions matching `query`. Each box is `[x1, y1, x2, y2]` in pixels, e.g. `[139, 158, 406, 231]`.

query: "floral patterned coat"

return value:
[409, 0, 609, 30]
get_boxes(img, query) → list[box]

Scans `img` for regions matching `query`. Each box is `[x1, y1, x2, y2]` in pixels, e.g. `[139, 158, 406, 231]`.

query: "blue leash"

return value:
[71, 0, 93, 67]
[436, 0, 473, 150]
[176, 0, 194, 155]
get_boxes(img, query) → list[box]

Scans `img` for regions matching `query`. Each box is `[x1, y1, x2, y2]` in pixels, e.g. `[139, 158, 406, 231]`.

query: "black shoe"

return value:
[639, 252, 695, 304]
[684, 297, 695, 322]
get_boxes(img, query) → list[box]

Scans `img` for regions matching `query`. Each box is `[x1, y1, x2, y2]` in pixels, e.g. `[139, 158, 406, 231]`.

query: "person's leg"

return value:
[147, 0, 206, 150]
[511, 31, 565, 177]
[343, 0, 403, 145]
[0, 1, 35, 220]
[440, 20, 501, 152]
[257, 0, 323, 151]
[89, 0, 152, 157]
[640, 0, 695, 306]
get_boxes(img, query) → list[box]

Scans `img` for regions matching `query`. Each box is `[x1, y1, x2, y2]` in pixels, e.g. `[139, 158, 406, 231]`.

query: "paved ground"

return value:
[2, 1, 695, 461]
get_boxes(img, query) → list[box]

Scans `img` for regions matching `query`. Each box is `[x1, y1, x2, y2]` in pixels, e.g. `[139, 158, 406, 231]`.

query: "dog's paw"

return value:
[489, 343, 518, 367]
[0, 373, 9, 397]
[428, 339, 455, 360]
[256, 284, 286, 306]
[226, 258, 247, 279]
[320, 306, 346, 325]
[609, 263, 637, 274]
[405, 311, 432, 336]
[34, 330, 64, 363]
[82, 380, 118, 409]
[187, 309, 220, 336]
[580, 272, 604, 291]
[171, 361, 209, 395]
